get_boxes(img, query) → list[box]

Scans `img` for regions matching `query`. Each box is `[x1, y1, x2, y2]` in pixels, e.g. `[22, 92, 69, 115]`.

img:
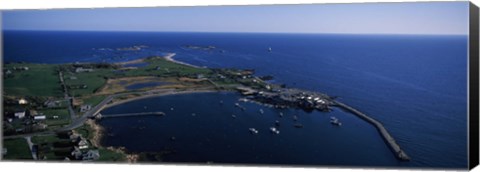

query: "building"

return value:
[44, 100, 61, 108]
[14, 111, 26, 119]
[75, 67, 94, 73]
[78, 138, 89, 149]
[80, 105, 92, 112]
[82, 150, 100, 161]
[34, 115, 46, 121]
[71, 147, 83, 160]
[18, 98, 28, 105]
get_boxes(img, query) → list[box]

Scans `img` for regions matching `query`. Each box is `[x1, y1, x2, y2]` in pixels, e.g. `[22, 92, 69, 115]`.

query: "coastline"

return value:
[103, 88, 221, 110]
[162, 53, 204, 68]
[88, 88, 228, 162]
[85, 117, 140, 162]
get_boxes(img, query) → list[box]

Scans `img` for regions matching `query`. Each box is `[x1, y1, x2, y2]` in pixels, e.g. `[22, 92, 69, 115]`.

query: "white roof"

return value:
[34, 115, 46, 120]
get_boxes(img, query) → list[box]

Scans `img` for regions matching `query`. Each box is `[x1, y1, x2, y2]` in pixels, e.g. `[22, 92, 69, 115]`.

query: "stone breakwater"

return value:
[332, 101, 410, 161]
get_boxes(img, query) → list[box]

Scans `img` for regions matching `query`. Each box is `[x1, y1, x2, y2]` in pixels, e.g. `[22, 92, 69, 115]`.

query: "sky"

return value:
[1, 1, 470, 35]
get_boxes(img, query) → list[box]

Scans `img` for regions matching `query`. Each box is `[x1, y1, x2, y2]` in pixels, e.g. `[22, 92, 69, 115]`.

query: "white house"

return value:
[18, 98, 28, 105]
[14, 111, 26, 119]
[34, 115, 46, 120]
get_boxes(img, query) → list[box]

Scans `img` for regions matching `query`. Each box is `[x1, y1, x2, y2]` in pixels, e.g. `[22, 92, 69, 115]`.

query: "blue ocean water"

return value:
[3, 31, 468, 168]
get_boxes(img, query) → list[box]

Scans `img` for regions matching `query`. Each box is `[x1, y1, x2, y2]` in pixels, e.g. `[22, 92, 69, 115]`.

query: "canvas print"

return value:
[1, 1, 471, 169]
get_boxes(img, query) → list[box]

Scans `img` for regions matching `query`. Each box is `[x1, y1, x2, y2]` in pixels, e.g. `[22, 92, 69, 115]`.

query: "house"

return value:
[44, 100, 60, 108]
[34, 115, 46, 121]
[71, 147, 83, 160]
[14, 111, 26, 119]
[82, 150, 100, 161]
[75, 67, 94, 73]
[155, 66, 162, 70]
[80, 105, 92, 112]
[5, 70, 12, 75]
[18, 98, 28, 105]
[78, 138, 89, 149]
[2, 148, 7, 156]
[70, 76, 77, 80]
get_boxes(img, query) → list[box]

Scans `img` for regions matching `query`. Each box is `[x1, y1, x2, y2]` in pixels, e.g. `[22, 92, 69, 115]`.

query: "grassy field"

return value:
[74, 124, 94, 140]
[3, 63, 63, 97]
[3, 138, 33, 160]
[63, 69, 115, 96]
[81, 95, 106, 106]
[97, 148, 127, 162]
[31, 135, 62, 145]
[124, 57, 211, 77]
[37, 108, 71, 127]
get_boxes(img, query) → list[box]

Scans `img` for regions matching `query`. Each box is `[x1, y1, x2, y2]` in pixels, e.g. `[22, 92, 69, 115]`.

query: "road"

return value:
[4, 87, 217, 139]
[25, 136, 38, 160]
[59, 71, 77, 121]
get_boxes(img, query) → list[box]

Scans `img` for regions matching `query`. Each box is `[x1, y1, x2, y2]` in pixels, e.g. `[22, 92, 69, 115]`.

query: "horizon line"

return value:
[2, 29, 468, 36]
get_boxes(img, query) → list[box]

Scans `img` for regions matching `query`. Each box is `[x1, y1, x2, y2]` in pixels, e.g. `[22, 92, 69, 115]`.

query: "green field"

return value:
[124, 57, 211, 77]
[63, 69, 115, 96]
[97, 148, 127, 162]
[74, 124, 94, 140]
[2, 138, 33, 160]
[82, 95, 106, 106]
[37, 108, 71, 127]
[4, 64, 63, 97]
[31, 135, 62, 145]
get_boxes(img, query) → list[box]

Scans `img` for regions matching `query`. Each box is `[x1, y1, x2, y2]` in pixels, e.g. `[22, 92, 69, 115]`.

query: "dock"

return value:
[96, 112, 165, 119]
[333, 101, 410, 161]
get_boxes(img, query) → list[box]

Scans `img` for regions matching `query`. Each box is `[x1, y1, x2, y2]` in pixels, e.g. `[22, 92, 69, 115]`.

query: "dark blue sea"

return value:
[3, 31, 468, 168]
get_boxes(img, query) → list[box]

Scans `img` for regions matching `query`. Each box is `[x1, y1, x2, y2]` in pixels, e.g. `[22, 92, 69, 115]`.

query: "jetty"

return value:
[95, 112, 165, 119]
[332, 101, 410, 161]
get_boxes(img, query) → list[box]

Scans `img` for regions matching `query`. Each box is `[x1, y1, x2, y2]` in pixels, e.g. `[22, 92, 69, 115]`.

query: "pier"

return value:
[96, 112, 165, 119]
[333, 101, 410, 161]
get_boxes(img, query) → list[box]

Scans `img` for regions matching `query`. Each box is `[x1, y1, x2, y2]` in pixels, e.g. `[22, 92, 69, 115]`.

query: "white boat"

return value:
[330, 117, 342, 126]
[270, 127, 280, 134]
[268, 47, 272, 52]
[249, 128, 258, 134]
[259, 109, 264, 114]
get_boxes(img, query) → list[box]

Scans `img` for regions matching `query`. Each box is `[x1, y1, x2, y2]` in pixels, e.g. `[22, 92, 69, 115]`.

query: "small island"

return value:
[2, 52, 409, 162]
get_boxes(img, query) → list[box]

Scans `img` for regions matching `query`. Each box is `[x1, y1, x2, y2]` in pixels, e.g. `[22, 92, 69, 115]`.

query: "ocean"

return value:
[3, 31, 468, 168]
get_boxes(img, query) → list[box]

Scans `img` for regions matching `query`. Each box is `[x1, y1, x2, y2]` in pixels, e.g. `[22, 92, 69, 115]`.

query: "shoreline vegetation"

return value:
[3, 48, 410, 162]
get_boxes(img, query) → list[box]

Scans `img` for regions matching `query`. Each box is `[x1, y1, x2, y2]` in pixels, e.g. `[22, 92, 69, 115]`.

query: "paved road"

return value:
[3, 131, 55, 140]
[25, 136, 37, 160]
[59, 71, 77, 121]
[5, 87, 217, 139]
